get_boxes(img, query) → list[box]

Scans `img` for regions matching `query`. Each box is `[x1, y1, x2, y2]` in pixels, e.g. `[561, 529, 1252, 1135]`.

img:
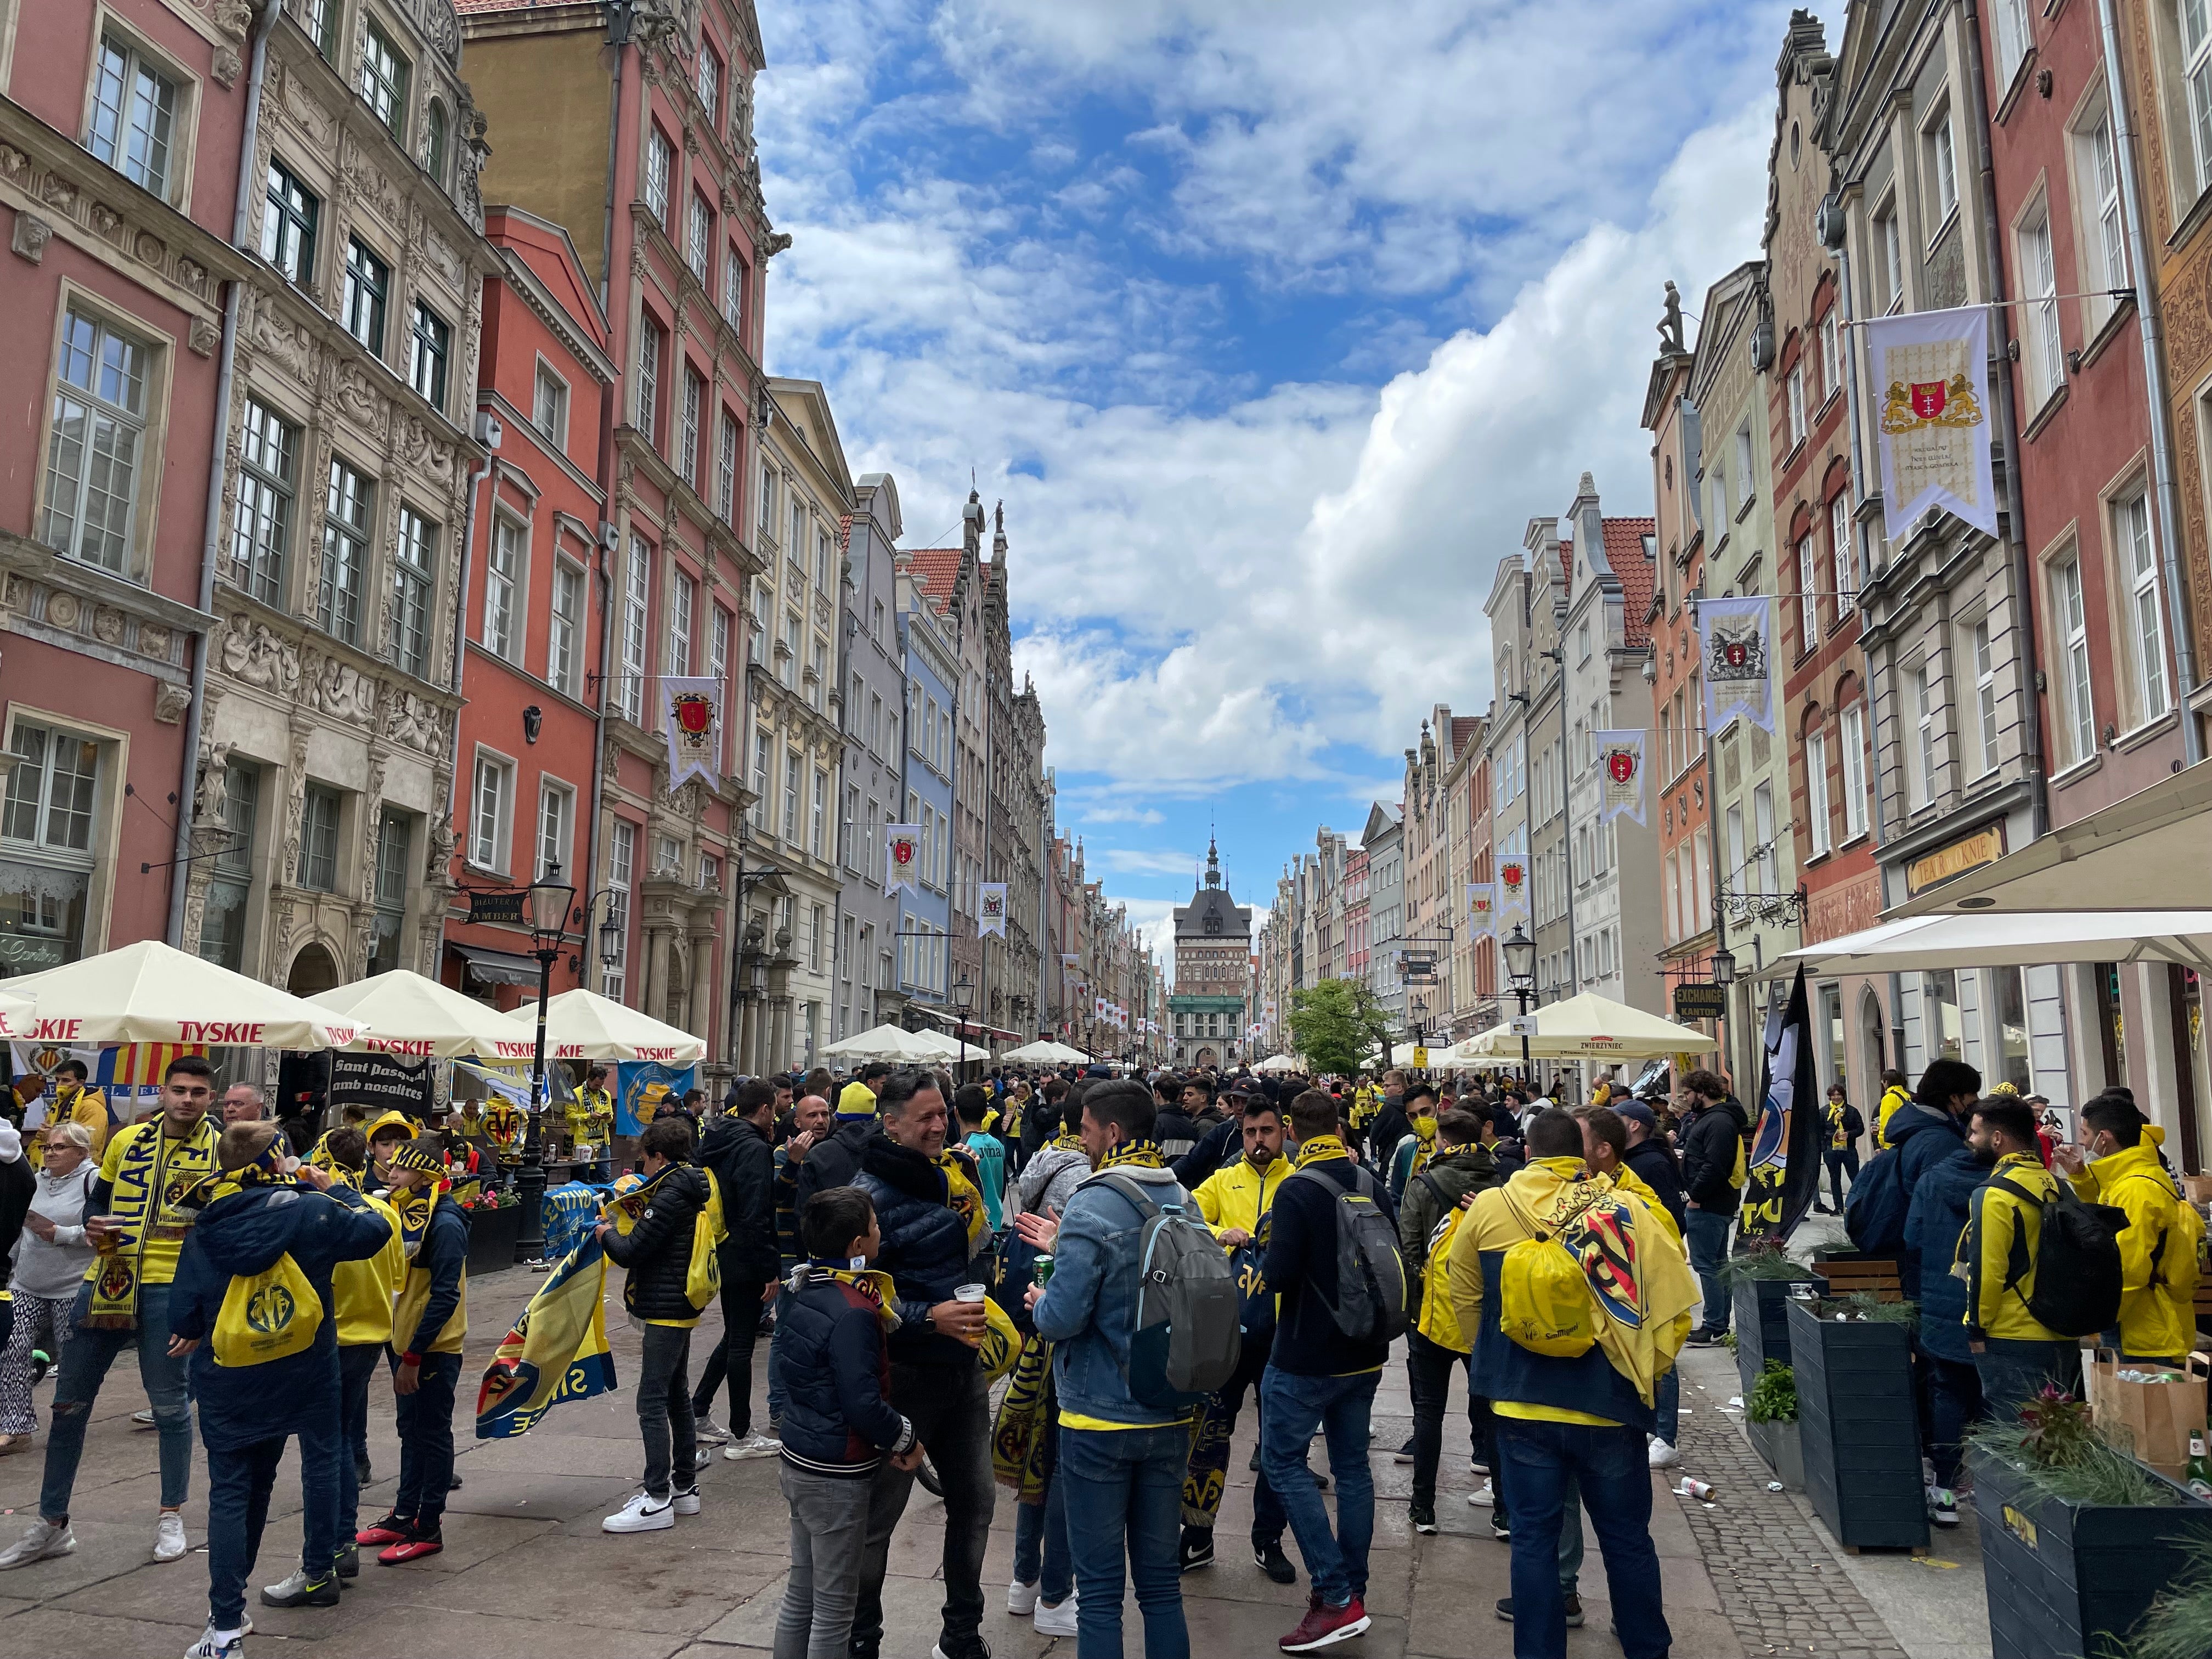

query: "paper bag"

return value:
[2083, 1347, 2209, 1478]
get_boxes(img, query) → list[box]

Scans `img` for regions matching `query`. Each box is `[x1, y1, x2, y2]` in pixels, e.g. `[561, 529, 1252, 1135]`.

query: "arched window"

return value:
[422, 100, 448, 186]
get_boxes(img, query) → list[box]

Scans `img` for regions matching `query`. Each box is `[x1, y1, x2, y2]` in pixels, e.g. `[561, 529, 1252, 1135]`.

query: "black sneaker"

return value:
[1410, 1503, 1437, 1534]
[1495, 1594, 1582, 1628]
[335, 1543, 359, 1581]
[1490, 1516, 1511, 1541]
[1393, 1436, 1416, 1464]
[1178, 1529, 1216, 1572]
[1684, 1327, 1722, 1347]
[355, 1456, 371, 1486]
[1249, 1445, 1262, 1471]
[1254, 1539, 1297, 1584]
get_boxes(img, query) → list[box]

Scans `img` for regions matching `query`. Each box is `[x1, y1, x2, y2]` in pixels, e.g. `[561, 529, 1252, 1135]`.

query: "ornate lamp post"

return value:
[1502, 922, 1537, 1087]
[952, 970, 975, 1080]
[517, 858, 575, 1261]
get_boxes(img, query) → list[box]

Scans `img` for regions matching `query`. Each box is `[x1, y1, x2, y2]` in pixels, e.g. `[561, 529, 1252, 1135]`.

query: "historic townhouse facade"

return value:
[1169, 838, 1250, 1067]
[1521, 526, 1575, 1011]
[834, 470, 904, 1041]
[1483, 555, 1533, 1013]
[981, 506, 1045, 1044]
[1443, 731, 1495, 1039]
[895, 529, 957, 1018]
[1, 0, 259, 984]
[185, 0, 494, 1001]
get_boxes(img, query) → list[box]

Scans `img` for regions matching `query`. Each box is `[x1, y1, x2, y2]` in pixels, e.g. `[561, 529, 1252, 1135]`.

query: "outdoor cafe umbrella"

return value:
[309, 969, 535, 1060]
[1769, 909, 2212, 979]
[2, 938, 364, 1049]
[505, 986, 705, 1066]
[819, 1023, 950, 1065]
[0, 982, 33, 1042]
[1254, 1053, 1304, 1074]
[910, 1028, 991, 1064]
[1001, 1039, 1087, 1064]
[1460, 990, 1709, 1060]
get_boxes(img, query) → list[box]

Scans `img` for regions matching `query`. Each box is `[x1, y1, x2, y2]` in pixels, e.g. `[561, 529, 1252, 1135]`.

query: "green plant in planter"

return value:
[1719, 1237, 1816, 1285]
[1747, 1361, 1798, 1424]
[1833, 1291, 1917, 1327]
[1719, 1330, 1738, 1355]
[2106, 1538, 2212, 1659]
[1965, 1389, 2182, 1511]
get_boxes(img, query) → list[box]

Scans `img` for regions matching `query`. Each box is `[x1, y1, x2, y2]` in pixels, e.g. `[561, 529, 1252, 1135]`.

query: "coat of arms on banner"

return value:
[1881, 375, 1982, 433]
[978, 883, 1007, 938]
[659, 676, 723, 789]
[1705, 618, 1765, 684]
[1466, 883, 1495, 937]
[884, 825, 921, 897]
[1595, 731, 1647, 826]
[1698, 595, 1776, 736]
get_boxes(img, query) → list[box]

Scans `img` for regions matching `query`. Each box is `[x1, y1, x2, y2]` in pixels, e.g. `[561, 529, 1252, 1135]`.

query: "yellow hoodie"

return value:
[1961, 1152, 2069, 1344]
[329, 1175, 408, 1347]
[1875, 1085, 1910, 1150]
[2066, 1128, 2203, 1360]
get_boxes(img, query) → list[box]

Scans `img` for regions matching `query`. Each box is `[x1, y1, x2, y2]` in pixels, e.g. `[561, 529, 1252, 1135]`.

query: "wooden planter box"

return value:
[1809, 1248, 1904, 1304]
[1733, 1275, 1818, 1400]
[1788, 1299, 1927, 1550]
[1747, 1414, 1805, 1491]
[1971, 1447, 2212, 1659]
[464, 1201, 522, 1276]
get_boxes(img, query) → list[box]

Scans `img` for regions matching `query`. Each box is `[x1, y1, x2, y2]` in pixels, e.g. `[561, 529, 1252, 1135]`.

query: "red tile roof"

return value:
[1451, 715, 1482, 753]
[906, 548, 962, 615]
[1604, 517, 1657, 648]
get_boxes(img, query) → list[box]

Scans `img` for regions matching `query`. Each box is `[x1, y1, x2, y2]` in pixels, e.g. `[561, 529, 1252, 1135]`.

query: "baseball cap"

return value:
[1613, 1101, 1657, 1133]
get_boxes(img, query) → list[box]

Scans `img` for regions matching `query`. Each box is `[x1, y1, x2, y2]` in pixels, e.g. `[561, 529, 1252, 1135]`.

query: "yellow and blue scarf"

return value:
[86, 1115, 219, 1328]
[1291, 1133, 1350, 1172]
[1096, 1137, 1166, 1175]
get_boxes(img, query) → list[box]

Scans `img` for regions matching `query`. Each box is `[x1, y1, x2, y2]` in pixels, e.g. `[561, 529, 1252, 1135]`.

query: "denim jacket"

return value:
[1031, 1162, 1190, 1426]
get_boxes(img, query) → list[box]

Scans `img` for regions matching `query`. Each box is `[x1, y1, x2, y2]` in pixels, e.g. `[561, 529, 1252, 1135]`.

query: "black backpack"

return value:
[1289, 1163, 1408, 1345]
[1987, 1174, 2127, 1339]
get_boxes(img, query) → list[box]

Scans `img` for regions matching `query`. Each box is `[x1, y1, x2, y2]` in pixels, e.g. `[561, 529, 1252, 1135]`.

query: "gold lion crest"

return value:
[1880, 375, 1983, 434]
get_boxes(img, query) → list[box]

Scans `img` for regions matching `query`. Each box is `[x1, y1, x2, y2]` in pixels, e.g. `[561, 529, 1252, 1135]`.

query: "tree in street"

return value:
[1285, 979, 1393, 1076]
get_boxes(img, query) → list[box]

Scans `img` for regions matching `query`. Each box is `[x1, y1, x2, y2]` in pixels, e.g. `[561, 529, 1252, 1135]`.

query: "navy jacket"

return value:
[604, 1163, 712, 1323]
[1172, 1115, 1240, 1190]
[771, 1265, 916, 1476]
[1679, 1101, 1748, 1209]
[1262, 1154, 1396, 1378]
[854, 1136, 978, 1367]
[696, 1116, 777, 1284]
[1884, 1100, 1970, 1299]
[1368, 1099, 1410, 1171]
[1624, 1138, 1688, 1233]
[797, 1117, 879, 1213]
[1904, 1146, 1988, 1362]
[170, 1181, 393, 1449]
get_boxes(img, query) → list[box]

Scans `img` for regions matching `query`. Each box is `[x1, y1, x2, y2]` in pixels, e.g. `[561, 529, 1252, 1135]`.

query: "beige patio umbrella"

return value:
[1001, 1039, 1088, 1064]
[310, 970, 533, 1060]
[1461, 990, 1709, 1060]
[2, 938, 365, 1049]
[0, 982, 33, 1043]
[820, 1023, 950, 1064]
[503, 986, 705, 1066]
[909, 1027, 991, 1063]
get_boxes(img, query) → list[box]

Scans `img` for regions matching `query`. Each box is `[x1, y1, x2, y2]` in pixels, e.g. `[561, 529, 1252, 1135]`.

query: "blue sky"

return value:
[756, 0, 1810, 962]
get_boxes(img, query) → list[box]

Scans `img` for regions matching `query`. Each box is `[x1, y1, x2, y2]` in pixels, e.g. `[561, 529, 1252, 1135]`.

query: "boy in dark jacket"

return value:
[1677, 1071, 1747, 1344]
[1902, 1138, 1988, 1527]
[1882, 1059, 1982, 1297]
[770, 1187, 922, 1659]
[1616, 1103, 1686, 1233]
[692, 1081, 781, 1461]
[168, 1124, 393, 1655]
[597, 1116, 714, 1534]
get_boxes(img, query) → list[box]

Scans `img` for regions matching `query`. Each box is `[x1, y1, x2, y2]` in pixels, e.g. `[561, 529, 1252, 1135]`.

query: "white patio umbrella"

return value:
[1254, 1053, 1304, 1074]
[909, 1028, 990, 1063]
[502, 986, 704, 1066]
[1462, 990, 1709, 1060]
[309, 970, 534, 1059]
[1001, 1039, 1087, 1065]
[1770, 909, 2212, 978]
[2, 938, 364, 1048]
[0, 983, 33, 1043]
[819, 1023, 951, 1064]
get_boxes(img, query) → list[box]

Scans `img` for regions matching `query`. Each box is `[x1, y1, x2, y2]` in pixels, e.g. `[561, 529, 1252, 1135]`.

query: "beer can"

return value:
[1032, 1254, 1054, 1288]
[1675, 1477, 1716, 1502]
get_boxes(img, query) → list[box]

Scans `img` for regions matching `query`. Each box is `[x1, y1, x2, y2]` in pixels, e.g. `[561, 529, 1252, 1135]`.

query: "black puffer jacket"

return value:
[1679, 1100, 1749, 1210]
[796, 1116, 879, 1212]
[696, 1115, 777, 1284]
[854, 1136, 977, 1368]
[1153, 1106, 1202, 1163]
[603, 1163, 712, 1323]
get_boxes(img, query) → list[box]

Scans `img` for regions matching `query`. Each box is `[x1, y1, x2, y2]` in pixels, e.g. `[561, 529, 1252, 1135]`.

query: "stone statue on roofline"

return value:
[1658, 281, 1686, 353]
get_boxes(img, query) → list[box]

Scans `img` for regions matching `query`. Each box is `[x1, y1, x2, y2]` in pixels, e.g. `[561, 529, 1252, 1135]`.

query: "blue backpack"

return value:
[1843, 1146, 1910, 1254]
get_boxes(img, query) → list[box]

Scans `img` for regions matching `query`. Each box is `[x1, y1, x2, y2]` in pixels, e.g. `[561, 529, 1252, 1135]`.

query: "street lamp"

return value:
[1711, 946, 1737, 989]
[1502, 923, 1536, 1087]
[952, 970, 975, 1080]
[517, 858, 575, 1261]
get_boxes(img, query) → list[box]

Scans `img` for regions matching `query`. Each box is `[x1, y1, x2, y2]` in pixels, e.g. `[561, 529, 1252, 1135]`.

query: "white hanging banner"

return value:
[884, 825, 921, 896]
[978, 883, 1007, 938]
[1699, 595, 1775, 736]
[661, 676, 723, 790]
[1864, 304, 1999, 543]
[1497, 856, 1530, 921]
[1594, 730, 1647, 825]
[1466, 883, 1495, 938]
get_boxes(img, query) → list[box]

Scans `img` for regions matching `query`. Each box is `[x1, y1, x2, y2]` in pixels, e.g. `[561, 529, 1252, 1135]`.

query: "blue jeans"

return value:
[41, 1282, 191, 1519]
[1685, 1209, 1732, 1332]
[1655, 1367, 1679, 1444]
[1975, 1339, 2080, 1427]
[336, 1343, 382, 1543]
[1260, 1365, 1379, 1609]
[1494, 1418, 1668, 1659]
[1058, 1424, 1189, 1659]
[1012, 1468, 1074, 1605]
[391, 1350, 462, 1529]
[206, 1411, 342, 1627]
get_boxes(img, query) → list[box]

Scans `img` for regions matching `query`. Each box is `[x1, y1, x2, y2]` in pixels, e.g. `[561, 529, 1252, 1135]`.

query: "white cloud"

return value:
[1100, 847, 1204, 878]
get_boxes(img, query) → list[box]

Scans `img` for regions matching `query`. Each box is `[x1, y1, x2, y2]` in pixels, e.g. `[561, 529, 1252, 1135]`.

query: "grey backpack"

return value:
[1290, 1163, 1409, 1345]
[1094, 1173, 1243, 1409]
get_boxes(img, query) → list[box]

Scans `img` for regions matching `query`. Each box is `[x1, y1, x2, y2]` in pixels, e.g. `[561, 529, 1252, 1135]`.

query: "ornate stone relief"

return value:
[219, 615, 304, 696]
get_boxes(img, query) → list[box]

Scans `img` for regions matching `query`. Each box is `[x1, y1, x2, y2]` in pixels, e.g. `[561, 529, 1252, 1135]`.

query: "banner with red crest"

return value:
[1497, 855, 1529, 922]
[1594, 730, 1646, 825]
[1465, 883, 1496, 938]
[884, 824, 921, 897]
[1697, 595, 1774, 736]
[1865, 304, 1997, 542]
[660, 676, 723, 790]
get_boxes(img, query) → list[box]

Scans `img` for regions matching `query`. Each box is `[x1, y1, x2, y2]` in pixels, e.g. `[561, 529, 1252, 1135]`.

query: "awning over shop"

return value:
[1770, 909, 2212, 979]
[451, 943, 542, 989]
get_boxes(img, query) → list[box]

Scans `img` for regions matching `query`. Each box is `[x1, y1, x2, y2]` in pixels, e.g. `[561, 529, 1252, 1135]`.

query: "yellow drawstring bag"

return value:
[213, 1254, 323, 1367]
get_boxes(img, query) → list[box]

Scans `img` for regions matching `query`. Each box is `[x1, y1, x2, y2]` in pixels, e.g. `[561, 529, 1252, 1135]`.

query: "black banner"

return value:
[328, 1051, 434, 1122]
[1737, 965, 1822, 1240]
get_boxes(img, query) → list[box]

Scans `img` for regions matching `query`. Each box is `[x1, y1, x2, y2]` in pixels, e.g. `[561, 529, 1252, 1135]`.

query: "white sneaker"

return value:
[722, 1432, 779, 1461]
[602, 1490, 675, 1533]
[1647, 1438, 1681, 1470]
[133, 1408, 158, 1429]
[0, 1516, 75, 1569]
[672, 1486, 701, 1516]
[1034, 1593, 1079, 1637]
[1008, 1577, 1040, 1615]
[184, 1627, 244, 1659]
[154, 1511, 189, 1562]
[1466, 1480, 1496, 1508]
[693, 1414, 732, 1446]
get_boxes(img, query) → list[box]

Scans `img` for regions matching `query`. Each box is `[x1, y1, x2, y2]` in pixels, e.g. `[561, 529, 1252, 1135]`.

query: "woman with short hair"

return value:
[0, 1124, 98, 1454]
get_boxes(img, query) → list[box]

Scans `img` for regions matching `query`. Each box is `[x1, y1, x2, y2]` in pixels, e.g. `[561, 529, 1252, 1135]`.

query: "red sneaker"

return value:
[377, 1530, 443, 1565]
[354, 1515, 411, 1546]
[1280, 1595, 1370, 1652]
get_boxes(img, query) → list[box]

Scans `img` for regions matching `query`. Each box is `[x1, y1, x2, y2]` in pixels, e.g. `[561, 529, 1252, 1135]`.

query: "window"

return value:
[536, 782, 571, 881]
[1928, 110, 1957, 226]
[1820, 310, 1842, 402]
[710, 605, 731, 688]
[750, 732, 770, 830]
[533, 362, 568, 447]
[2084, 112, 2127, 332]
[808, 640, 826, 709]
[86, 34, 178, 199]
[687, 192, 710, 284]
[668, 570, 694, 679]
[723, 250, 746, 334]
[421, 100, 447, 186]
[230, 398, 295, 605]
[390, 507, 434, 676]
[781, 612, 799, 688]
[845, 786, 860, 871]
[700, 851, 720, 894]
[484, 516, 522, 659]
[1876, 205, 1904, 312]
[1993, 0, 2031, 87]
[2189, 0, 2212, 195]
[298, 784, 341, 891]
[407, 302, 449, 411]
[359, 19, 409, 140]
[1830, 492, 1855, 618]
[42, 309, 148, 573]
[2022, 211, 2063, 402]
[783, 752, 800, 841]
[1909, 663, 1939, 807]
[680, 368, 703, 488]
[318, 457, 371, 645]
[1797, 533, 1818, 651]
[697, 45, 721, 123]
[716, 413, 738, 522]
[603, 822, 633, 999]
[469, 755, 511, 871]
[342, 237, 388, 356]
[635, 318, 662, 444]
[620, 538, 648, 723]
[2, 723, 98, 854]
[2054, 555, 2096, 763]
[549, 562, 583, 696]
[1786, 364, 1807, 449]
[812, 769, 827, 857]
[644, 125, 673, 225]
[1841, 702, 1869, 838]
[262, 161, 318, 283]
[1734, 424, 1754, 512]
[199, 761, 258, 970]
[1970, 618, 2000, 776]
[1806, 729, 1831, 856]
[296, 0, 338, 56]
[2119, 490, 2170, 721]
[758, 465, 775, 538]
